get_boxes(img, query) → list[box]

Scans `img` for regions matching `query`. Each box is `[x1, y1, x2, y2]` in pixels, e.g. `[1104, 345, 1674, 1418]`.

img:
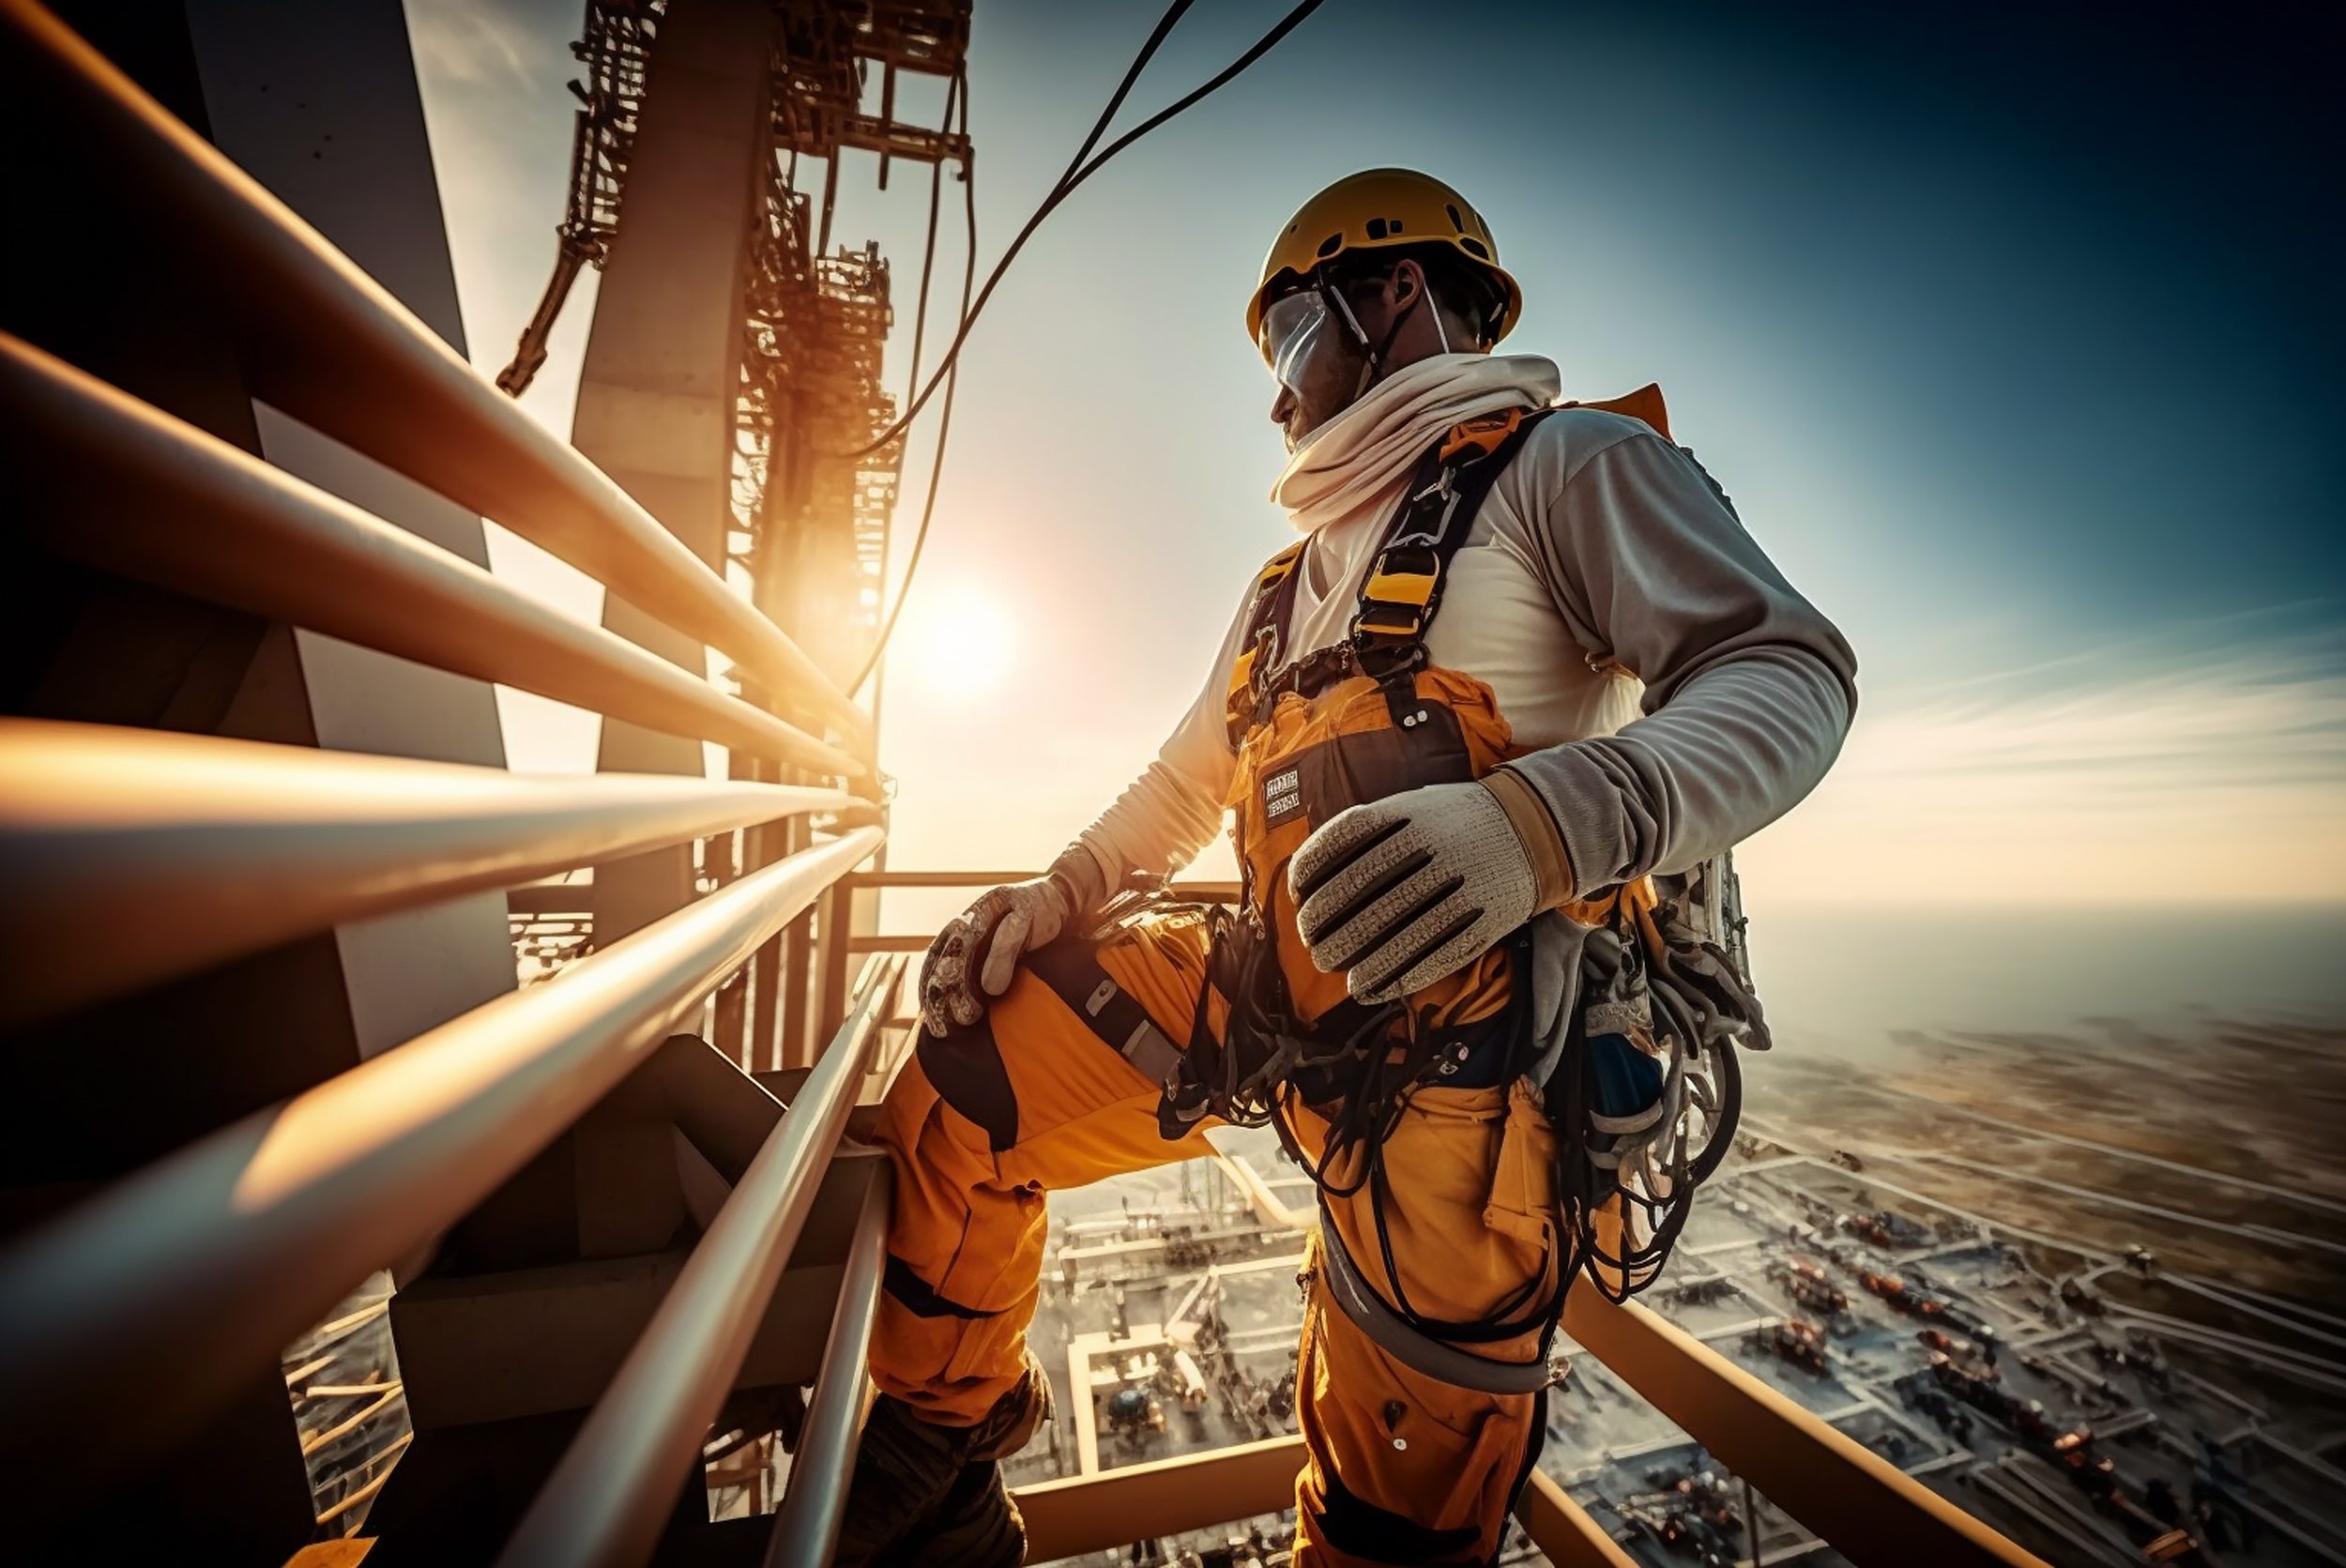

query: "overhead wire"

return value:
[849, 68, 974, 697]
[897, 71, 958, 411]
[845, 0, 1333, 691]
[842, 0, 1203, 467]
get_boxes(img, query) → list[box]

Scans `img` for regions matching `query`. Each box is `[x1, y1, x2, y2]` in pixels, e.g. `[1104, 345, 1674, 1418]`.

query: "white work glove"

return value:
[1289, 781, 1539, 1003]
[919, 850, 1103, 1037]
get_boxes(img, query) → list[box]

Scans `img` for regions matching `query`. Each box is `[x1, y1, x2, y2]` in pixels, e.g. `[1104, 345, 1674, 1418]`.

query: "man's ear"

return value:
[1387, 259, 1423, 310]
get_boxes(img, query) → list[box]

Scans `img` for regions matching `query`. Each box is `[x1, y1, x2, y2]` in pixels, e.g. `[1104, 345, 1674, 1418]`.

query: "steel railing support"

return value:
[497, 955, 904, 1568]
[0, 827, 881, 1521]
[0, 719, 855, 1028]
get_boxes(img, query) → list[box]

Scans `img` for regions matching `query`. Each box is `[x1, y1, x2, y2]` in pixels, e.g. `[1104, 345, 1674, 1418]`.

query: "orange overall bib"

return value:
[870, 406, 1649, 1564]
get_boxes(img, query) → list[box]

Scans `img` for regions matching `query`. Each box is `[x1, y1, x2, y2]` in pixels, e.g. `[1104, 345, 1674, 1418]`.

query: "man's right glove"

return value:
[919, 847, 1104, 1037]
[1289, 779, 1546, 1003]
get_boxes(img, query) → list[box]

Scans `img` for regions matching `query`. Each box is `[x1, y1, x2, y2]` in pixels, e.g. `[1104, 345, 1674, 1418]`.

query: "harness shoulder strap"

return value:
[1350, 405, 1557, 671]
[1224, 540, 1307, 745]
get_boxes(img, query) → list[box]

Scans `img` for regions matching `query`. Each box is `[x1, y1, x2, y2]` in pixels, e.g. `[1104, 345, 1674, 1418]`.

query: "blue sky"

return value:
[406, 0, 2344, 906]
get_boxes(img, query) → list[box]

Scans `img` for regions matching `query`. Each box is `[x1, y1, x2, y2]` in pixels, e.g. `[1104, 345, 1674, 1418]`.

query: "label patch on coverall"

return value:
[1263, 767, 1302, 824]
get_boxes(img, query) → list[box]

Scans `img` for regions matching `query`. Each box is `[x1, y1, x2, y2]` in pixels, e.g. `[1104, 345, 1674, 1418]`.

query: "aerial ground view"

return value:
[996, 924, 2346, 1566]
[2, 1, 2338, 1567]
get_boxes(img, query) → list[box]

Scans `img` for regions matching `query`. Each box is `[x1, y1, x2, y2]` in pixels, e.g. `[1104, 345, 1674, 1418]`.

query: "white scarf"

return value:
[1270, 352, 1563, 534]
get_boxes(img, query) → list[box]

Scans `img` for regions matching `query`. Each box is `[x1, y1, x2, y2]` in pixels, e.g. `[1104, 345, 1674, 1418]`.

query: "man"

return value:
[839, 169, 1856, 1565]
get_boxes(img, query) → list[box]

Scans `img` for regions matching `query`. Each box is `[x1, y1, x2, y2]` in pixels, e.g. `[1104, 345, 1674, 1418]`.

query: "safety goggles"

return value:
[1257, 285, 1365, 395]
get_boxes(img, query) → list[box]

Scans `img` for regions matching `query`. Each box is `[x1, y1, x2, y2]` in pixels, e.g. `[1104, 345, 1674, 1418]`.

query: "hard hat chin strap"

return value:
[1317, 266, 1436, 403]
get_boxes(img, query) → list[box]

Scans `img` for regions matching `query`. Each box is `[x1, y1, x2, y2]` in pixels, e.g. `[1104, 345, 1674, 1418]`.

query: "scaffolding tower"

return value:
[504, 0, 969, 685]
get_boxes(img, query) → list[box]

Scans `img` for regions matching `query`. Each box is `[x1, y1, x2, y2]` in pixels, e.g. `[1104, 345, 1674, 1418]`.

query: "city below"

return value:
[966, 1014, 2346, 1568]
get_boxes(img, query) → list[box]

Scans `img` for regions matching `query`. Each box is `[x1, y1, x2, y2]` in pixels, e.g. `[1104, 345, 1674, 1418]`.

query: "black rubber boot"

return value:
[834, 1354, 1052, 1567]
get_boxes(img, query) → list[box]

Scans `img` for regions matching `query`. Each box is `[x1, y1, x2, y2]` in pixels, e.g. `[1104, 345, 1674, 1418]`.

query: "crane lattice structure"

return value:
[503, 0, 968, 684]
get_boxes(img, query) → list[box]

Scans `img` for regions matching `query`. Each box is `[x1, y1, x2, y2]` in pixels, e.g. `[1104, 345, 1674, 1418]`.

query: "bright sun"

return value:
[891, 579, 1016, 699]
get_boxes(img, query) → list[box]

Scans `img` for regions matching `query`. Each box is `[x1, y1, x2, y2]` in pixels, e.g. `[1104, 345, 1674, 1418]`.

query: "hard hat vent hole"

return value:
[1365, 218, 1388, 241]
[1458, 236, 1489, 259]
[1445, 203, 1464, 231]
[1317, 231, 1344, 258]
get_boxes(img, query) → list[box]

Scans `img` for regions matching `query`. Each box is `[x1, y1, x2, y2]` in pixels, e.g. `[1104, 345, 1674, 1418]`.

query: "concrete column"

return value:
[571, 0, 774, 943]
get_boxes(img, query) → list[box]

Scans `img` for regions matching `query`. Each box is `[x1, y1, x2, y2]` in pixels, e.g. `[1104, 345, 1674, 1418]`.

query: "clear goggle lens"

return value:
[1258, 290, 1334, 392]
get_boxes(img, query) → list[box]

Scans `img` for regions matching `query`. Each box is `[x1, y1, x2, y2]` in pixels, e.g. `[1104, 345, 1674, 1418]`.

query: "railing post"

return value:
[747, 811, 786, 1073]
[818, 877, 855, 1046]
[781, 814, 815, 1068]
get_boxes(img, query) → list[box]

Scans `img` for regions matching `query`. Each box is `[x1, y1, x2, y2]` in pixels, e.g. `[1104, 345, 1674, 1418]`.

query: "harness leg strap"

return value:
[1315, 1210, 1556, 1397]
[1024, 939, 1187, 1095]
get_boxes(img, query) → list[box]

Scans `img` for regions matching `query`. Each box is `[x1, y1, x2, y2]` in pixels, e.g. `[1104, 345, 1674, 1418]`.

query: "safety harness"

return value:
[1069, 396, 1765, 1395]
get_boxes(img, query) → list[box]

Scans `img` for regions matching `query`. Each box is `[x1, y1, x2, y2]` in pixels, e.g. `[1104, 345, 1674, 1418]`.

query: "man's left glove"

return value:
[1289, 780, 1540, 1003]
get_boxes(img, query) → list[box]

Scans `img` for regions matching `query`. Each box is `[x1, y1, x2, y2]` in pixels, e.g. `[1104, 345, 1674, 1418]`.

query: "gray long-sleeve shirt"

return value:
[1074, 407, 1858, 900]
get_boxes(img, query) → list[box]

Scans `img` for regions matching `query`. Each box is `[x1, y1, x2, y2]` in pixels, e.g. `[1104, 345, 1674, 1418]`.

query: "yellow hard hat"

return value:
[1245, 168, 1524, 348]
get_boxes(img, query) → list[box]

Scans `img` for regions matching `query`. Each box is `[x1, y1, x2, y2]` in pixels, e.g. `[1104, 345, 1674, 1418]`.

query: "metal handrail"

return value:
[765, 1165, 893, 1567]
[0, 825, 880, 1518]
[499, 956, 904, 1568]
[1, 335, 858, 780]
[1561, 1291, 2049, 1568]
[4, 0, 869, 749]
[0, 719, 855, 1028]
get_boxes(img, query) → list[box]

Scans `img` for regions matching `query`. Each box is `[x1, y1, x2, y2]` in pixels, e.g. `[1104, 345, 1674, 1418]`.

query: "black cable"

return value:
[838, 0, 1331, 466]
[857, 70, 952, 702]
[846, 69, 975, 697]
[845, 0, 1333, 688]
[898, 71, 957, 404]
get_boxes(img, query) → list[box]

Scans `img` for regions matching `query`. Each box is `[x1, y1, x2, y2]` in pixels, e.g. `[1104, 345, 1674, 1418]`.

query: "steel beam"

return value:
[1012, 1428, 1698, 1566]
[1561, 1291, 2049, 1568]
[496, 955, 904, 1568]
[1, 0, 869, 752]
[578, 0, 783, 942]
[1014, 1436, 1302, 1562]
[0, 826, 880, 1523]
[0, 718, 853, 1027]
[1515, 1469, 1641, 1568]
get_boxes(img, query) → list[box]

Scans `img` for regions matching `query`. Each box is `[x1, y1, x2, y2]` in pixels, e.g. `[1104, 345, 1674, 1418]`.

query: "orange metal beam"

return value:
[1014, 1434, 1639, 1565]
[1014, 1437, 1301, 1563]
[1562, 1292, 2050, 1568]
[1516, 1469, 1640, 1568]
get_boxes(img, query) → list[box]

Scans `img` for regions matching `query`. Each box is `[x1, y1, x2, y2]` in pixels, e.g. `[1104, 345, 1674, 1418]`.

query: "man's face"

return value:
[1261, 261, 1441, 454]
[1262, 287, 1370, 453]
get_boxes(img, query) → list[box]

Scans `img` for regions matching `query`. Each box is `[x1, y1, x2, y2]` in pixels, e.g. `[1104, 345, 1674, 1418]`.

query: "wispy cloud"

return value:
[1742, 607, 2346, 905]
[403, 0, 547, 96]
